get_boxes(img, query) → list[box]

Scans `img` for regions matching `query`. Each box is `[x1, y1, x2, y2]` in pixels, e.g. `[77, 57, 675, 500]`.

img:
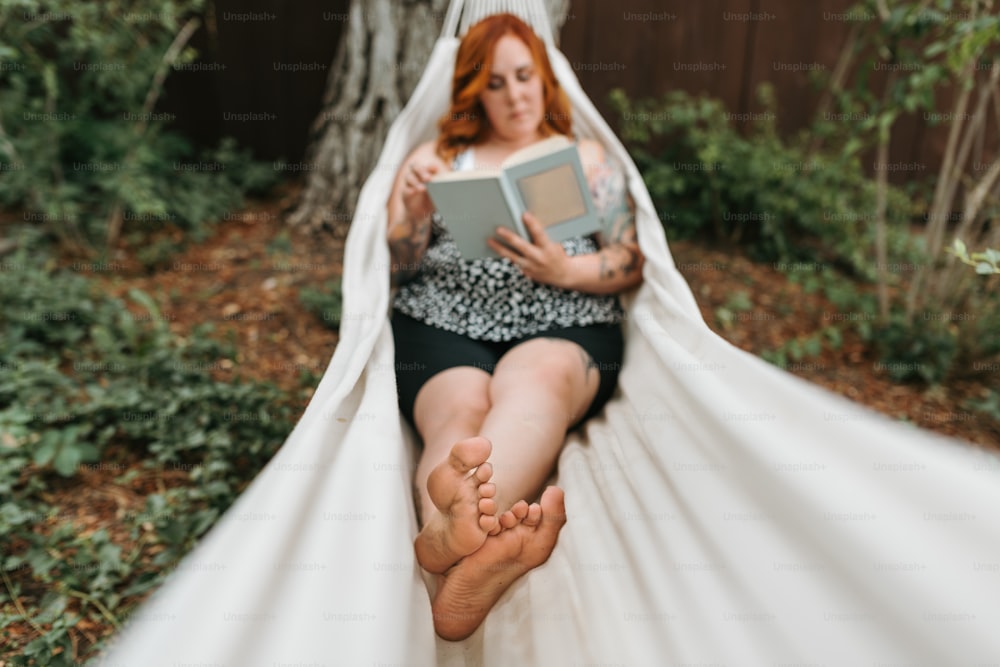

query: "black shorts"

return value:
[391, 311, 623, 429]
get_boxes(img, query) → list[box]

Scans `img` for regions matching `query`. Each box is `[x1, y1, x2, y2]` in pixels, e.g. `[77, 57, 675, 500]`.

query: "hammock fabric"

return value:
[100, 1, 1000, 664]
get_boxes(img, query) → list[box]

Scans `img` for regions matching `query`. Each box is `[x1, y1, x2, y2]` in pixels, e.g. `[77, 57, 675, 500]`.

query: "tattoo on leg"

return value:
[540, 338, 599, 379]
[578, 346, 599, 378]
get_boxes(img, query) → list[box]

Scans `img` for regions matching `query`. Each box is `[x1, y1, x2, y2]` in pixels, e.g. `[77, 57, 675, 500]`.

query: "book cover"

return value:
[425, 136, 601, 259]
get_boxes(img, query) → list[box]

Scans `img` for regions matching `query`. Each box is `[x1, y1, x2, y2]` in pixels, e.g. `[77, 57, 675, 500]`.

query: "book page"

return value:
[502, 135, 573, 167]
[516, 164, 587, 227]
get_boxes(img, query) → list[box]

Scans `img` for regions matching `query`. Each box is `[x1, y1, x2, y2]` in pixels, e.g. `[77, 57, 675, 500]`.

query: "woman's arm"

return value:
[571, 139, 644, 293]
[504, 213, 643, 295]
[386, 142, 448, 285]
[489, 139, 644, 295]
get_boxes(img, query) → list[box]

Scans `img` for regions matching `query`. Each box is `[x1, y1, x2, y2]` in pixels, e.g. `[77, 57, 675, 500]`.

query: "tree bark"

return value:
[288, 0, 571, 236]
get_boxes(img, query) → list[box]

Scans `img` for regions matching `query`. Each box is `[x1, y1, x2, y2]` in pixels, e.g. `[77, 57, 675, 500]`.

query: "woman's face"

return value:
[479, 34, 545, 144]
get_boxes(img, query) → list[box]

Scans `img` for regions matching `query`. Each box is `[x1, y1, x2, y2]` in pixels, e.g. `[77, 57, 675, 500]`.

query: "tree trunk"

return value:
[288, 0, 571, 236]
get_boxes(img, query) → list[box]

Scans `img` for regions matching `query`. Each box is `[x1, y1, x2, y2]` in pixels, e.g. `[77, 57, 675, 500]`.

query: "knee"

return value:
[494, 342, 582, 395]
[447, 390, 491, 421]
[419, 388, 491, 431]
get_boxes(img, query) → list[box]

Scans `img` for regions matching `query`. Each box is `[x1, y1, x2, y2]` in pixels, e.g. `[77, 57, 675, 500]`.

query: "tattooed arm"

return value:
[386, 142, 448, 285]
[582, 139, 644, 291]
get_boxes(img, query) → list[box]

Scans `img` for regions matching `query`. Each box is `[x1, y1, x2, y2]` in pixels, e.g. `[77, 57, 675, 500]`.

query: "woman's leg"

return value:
[408, 336, 603, 575]
[412, 366, 493, 523]
[394, 310, 505, 573]
[479, 337, 601, 512]
[411, 366, 499, 574]
[429, 338, 600, 639]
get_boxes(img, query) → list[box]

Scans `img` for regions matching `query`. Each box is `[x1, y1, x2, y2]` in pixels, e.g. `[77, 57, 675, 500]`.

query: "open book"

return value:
[425, 135, 601, 259]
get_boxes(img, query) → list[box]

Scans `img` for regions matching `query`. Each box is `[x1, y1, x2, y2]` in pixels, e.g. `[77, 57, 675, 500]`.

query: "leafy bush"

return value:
[0, 231, 296, 663]
[0, 0, 277, 256]
[807, 0, 1000, 382]
[870, 317, 959, 383]
[761, 326, 842, 370]
[612, 74, 1000, 384]
[610, 85, 918, 279]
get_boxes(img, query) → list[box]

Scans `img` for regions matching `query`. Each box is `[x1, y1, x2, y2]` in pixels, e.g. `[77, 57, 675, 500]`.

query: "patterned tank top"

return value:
[391, 146, 624, 342]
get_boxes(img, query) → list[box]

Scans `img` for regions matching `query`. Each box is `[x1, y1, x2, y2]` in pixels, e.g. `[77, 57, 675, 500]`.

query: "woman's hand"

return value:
[387, 144, 448, 285]
[401, 157, 447, 221]
[488, 212, 572, 288]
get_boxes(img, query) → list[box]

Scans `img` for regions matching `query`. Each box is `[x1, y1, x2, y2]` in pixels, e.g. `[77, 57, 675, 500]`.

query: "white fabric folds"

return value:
[98, 6, 1000, 667]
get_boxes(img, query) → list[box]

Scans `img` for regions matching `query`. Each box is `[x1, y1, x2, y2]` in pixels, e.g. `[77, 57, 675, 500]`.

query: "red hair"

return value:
[436, 13, 572, 161]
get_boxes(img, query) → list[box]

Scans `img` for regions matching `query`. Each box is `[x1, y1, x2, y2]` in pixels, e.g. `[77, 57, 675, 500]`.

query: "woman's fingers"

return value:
[494, 227, 542, 263]
[486, 236, 521, 263]
[402, 163, 442, 210]
[521, 212, 552, 246]
[409, 160, 442, 184]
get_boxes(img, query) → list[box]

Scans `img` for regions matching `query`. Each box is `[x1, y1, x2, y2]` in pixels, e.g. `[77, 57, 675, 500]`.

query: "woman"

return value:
[385, 13, 643, 640]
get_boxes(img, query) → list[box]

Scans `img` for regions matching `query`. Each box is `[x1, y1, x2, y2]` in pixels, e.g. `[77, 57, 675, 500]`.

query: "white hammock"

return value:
[98, 1, 1000, 664]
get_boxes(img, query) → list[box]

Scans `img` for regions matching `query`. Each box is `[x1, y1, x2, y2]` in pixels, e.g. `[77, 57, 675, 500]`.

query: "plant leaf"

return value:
[53, 441, 82, 476]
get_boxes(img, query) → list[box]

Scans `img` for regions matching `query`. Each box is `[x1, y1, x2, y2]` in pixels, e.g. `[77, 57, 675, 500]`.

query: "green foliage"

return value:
[713, 289, 753, 332]
[761, 327, 840, 370]
[807, 1, 999, 159]
[949, 239, 1000, 275]
[0, 232, 296, 663]
[947, 276, 1000, 376]
[810, 2, 962, 149]
[612, 1, 999, 386]
[610, 85, 917, 278]
[299, 279, 343, 330]
[965, 390, 1000, 422]
[0, 1, 278, 255]
[872, 316, 959, 383]
[805, 0, 1000, 382]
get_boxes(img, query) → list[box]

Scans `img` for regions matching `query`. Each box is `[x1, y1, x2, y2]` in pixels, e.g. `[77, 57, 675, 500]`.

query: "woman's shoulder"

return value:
[407, 140, 440, 161]
[401, 140, 452, 175]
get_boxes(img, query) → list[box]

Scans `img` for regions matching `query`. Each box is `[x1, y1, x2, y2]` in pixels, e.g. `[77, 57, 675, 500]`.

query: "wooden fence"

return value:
[161, 0, 987, 180]
[560, 0, 972, 185]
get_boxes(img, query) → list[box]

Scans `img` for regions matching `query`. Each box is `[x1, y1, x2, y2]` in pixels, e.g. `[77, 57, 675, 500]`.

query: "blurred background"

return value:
[1, 1, 998, 664]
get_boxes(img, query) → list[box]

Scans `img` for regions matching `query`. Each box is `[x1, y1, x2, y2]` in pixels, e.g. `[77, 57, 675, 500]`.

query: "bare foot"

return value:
[431, 486, 567, 641]
[415, 437, 499, 574]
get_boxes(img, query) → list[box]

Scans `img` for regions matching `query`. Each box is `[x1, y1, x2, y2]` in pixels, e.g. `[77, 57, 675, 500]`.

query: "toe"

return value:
[498, 509, 519, 530]
[473, 461, 493, 483]
[479, 514, 498, 533]
[509, 500, 530, 521]
[479, 497, 497, 515]
[524, 502, 542, 527]
[539, 486, 567, 525]
[478, 482, 496, 498]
